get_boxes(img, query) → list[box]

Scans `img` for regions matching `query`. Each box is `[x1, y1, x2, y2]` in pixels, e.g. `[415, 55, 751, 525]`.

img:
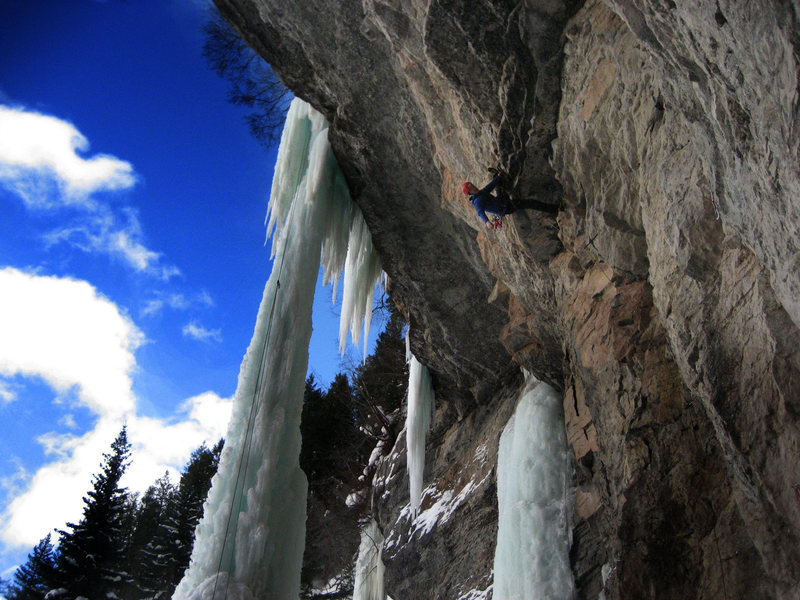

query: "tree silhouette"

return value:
[203, 11, 290, 147]
[352, 305, 408, 442]
[120, 440, 222, 599]
[124, 472, 176, 599]
[167, 440, 223, 595]
[299, 306, 408, 598]
[5, 534, 57, 600]
[54, 427, 133, 599]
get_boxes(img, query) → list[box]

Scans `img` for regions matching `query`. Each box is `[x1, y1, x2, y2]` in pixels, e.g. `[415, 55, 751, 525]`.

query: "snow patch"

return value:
[385, 471, 492, 552]
[457, 581, 494, 600]
[473, 443, 488, 465]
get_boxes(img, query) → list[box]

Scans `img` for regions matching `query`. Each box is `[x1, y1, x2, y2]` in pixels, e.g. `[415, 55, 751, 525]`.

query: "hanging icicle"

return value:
[406, 350, 435, 515]
[174, 98, 384, 600]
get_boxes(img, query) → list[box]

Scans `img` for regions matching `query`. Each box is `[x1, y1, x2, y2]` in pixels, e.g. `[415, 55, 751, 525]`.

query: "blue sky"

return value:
[0, 0, 374, 579]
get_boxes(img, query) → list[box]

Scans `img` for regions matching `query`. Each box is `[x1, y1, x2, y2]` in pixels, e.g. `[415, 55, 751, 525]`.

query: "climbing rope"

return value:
[709, 193, 721, 220]
[211, 213, 292, 600]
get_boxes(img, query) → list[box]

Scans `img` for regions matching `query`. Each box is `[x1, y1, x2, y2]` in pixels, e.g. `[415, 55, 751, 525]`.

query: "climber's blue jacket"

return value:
[470, 175, 511, 223]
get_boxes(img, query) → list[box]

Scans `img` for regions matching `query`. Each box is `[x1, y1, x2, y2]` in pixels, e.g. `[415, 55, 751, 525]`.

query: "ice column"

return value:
[493, 373, 574, 600]
[173, 98, 381, 600]
[406, 354, 434, 514]
[352, 520, 386, 600]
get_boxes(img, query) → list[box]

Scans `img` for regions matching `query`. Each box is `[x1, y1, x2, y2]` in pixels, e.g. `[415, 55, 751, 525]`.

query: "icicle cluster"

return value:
[173, 98, 383, 600]
[265, 98, 382, 360]
[406, 353, 434, 515]
[493, 373, 575, 600]
[352, 520, 387, 600]
[337, 216, 383, 358]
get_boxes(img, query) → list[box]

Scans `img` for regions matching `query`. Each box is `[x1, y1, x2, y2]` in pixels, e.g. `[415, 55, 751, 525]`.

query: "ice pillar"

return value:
[406, 354, 434, 514]
[493, 373, 574, 600]
[174, 98, 377, 599]
[352, 519, 387, 600]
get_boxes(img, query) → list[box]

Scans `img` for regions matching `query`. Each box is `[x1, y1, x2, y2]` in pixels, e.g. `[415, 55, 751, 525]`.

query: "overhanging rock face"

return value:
[214, 1, 800, 598]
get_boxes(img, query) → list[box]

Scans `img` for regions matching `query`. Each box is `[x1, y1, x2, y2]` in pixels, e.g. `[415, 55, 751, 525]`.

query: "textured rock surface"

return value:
[373, 377, 520, 599]
[553, 3, 800, 596]
[215, 0, 800, 598]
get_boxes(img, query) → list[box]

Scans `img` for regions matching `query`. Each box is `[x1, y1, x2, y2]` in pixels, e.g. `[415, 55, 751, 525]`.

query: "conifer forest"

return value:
[1, 309, 407, 600]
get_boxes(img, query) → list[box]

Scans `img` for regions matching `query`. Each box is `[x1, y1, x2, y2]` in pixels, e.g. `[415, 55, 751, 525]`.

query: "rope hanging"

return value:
[205, 108, 328, 599]
[211, 224, 291, 600]
[211, 111, 316, 600]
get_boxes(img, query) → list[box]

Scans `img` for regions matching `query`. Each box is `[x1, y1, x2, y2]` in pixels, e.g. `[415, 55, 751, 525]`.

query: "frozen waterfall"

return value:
[406, 353, 434, 514]
[173, 98, 382, 600]
[352, 519, 387, 600]
[493, 373, 575, 600]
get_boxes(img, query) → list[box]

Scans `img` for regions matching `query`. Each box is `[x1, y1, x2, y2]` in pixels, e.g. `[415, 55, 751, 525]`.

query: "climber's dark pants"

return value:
[514, 197, 559, 215]
[497, 192, 515, 216]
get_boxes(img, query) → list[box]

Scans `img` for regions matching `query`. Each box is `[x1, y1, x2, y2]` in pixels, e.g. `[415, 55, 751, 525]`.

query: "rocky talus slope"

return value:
[215, 1, 800, 598]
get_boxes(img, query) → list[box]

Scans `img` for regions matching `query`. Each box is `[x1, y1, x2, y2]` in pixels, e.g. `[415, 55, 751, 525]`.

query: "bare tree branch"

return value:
[203, 13, 291, 147]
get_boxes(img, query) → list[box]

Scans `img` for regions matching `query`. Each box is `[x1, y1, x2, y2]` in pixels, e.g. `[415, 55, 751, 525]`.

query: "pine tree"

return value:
[170, 439, 223, 584]
[352, 305, 408, 441]
[122, 441, 223, 599]
[55, 427, 133, 599]
[120, 486, 159, 597]
[300, 371, 378, 596]
[123, 473, 176, 599]
[299, 305, 408, 598]
[6, 534, 57, 600]
[117, 492, 140, 559]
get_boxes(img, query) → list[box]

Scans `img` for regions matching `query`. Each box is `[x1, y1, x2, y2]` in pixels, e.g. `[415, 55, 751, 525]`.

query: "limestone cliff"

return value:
[214, 1, 800, 598]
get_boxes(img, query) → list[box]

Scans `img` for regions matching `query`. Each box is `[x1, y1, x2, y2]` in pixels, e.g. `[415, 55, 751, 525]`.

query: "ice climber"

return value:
[462, 168, 514, 230]
[463, 168, 558, 229]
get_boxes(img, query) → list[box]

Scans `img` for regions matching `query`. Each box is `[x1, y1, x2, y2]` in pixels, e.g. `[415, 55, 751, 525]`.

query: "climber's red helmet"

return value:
[462, 182, 478, 195]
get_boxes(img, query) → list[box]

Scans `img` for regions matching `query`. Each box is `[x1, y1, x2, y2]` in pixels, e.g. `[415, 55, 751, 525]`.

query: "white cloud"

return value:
[58, 414, 78, 430]
[0, 269, 233, 549]
[0, 459, 29, 501]
[0, 105, 180, 280]
[197, 290, 215, 309]
[0, 380, 16, 404]
[183, 321, 223, 343]
[42, 206, 181, 280]
[0, 105, 136, 207]
[126, 392, 231, 490]
[141, 289, 214, 317]
[36, 431, 79, 460]
[2, 420, 129, 546]
[2, 398, 231, 549]
[0, 267, 142, 417]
